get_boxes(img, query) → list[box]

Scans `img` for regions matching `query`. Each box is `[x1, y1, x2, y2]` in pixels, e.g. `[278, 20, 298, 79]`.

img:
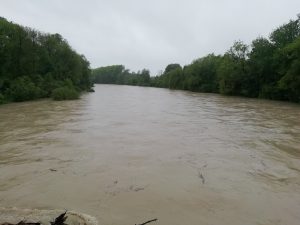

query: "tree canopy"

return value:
[0, 17, 93, 103]
[92, 65, 151, 87]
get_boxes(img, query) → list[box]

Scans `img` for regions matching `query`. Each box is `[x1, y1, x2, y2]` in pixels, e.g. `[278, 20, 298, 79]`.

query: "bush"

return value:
[0, 93, 6, 104]
[6, 77, 42, 102]
[51, 86, 80, 101]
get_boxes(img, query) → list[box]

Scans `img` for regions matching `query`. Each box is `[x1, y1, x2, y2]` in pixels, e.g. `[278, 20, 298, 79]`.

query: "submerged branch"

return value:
[1, 212, 68, 225]
[135, 218, 158, 225]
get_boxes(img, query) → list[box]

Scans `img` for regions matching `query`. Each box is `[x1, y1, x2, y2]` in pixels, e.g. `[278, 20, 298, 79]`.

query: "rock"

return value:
[0, 208, 98, 225]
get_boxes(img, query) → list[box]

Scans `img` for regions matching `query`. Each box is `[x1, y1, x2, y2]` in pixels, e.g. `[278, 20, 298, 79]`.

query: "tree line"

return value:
[93, 17, 300, 103]
[0, 17, 93, 104]
[92, 65, 151, 87]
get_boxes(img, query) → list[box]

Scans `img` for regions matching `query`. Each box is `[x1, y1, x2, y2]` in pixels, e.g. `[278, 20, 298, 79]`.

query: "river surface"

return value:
[1, 84, 300, 225]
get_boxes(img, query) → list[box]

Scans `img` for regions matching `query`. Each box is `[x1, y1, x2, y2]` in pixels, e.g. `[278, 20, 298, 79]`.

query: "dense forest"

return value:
[92, 65, 151, 87]
[93, 17, 300, 103]
[0, 17, 93, 104]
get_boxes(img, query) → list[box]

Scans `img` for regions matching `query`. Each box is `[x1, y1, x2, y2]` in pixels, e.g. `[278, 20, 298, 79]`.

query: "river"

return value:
[0, 84, 300, 225]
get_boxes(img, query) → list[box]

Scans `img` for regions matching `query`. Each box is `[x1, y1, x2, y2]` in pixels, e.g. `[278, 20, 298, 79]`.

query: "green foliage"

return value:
[93, 65, 125, 84]
[0, 17, 92, 104]
[5, 77, 42, 102]
[164, 64, 182, 74]
[248, 37, 275, 97]
[91, 17, 300, 103]
[142, 64, 184, 89]
[151, 17, 300, 103]
[270, 19, 300, 48]
[2, 16, 299, 104]
[92, 65, 151, 86]
[0, 93, 5, 104]
[183, 54, 221, 92]
[218, 41, 250, 96]
[277, 37, 300, 102]
[167, 67, 184, 89]
[218, 55, 243, 95]
[51, 86, 79, 101]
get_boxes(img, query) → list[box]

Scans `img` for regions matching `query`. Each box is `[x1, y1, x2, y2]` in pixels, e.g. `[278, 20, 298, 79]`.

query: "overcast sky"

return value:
[1, 0, 299, 74]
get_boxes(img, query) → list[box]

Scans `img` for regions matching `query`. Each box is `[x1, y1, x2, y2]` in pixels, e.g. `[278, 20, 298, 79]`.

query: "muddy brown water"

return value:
[0, 84, 300, 225]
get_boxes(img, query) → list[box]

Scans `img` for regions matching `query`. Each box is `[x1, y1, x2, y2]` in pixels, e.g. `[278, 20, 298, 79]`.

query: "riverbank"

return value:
[0, 208, 98, 225]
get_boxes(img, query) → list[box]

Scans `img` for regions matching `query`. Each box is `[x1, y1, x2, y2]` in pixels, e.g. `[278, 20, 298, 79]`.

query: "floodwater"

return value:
[0, 84, 300, 225]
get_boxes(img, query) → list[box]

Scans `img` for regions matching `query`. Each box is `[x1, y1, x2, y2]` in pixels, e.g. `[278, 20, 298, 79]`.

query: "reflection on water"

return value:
[0, 85, 300, 225]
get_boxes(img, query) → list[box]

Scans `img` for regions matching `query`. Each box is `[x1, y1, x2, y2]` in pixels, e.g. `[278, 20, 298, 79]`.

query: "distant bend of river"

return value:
[0, 84, 300, 225]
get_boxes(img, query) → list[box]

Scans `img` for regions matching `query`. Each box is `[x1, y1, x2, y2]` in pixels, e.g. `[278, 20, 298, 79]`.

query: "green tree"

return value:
[183, 54, 221, 92]
[5, 77, 42, 102]
[270, 19, 300, 48]
[248, 37, 276, 97]
[218, 41, 249, 96]
[0, 17, 92, 104]
[92, 16, 300, 103]
[277, 37, 300, 102]
[164, 64, 182, 74]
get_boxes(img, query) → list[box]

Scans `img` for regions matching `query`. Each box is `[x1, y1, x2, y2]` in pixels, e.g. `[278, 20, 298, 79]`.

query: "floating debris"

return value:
[50, 212, 67, 225]
[135, 218, 158, 225]
[198, 172, 205, 184]
[0, 209, 98, 225]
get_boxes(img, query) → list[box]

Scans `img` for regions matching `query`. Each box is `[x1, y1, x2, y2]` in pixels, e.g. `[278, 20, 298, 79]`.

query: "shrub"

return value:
[0, 93, 6, 104]
[51, 86, 80, 101]
[6, 77, 42, 102]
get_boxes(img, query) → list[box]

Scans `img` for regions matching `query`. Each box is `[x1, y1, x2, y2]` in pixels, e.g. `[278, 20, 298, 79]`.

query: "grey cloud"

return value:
[1, 0, 299, 74]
